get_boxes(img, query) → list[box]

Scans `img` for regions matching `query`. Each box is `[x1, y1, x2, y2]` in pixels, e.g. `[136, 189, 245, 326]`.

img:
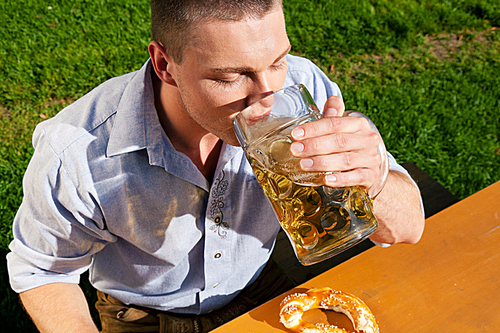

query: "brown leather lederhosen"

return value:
[95, 259, 295, 333]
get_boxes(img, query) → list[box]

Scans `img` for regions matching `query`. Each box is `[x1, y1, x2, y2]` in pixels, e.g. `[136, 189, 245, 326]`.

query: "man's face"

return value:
[167, 8, 291, 146]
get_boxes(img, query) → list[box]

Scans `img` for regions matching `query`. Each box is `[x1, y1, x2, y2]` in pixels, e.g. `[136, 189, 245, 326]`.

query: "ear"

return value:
[148, 41, 178, 87]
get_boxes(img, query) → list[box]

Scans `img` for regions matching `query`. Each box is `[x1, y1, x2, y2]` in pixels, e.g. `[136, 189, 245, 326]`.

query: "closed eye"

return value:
[213, 79, 234, 87]
[212, 75, 244, 88]
[270, 60, 286, 72]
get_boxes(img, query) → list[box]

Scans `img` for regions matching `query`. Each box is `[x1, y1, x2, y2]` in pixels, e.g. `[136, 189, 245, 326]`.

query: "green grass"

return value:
[282, 0, 500, 199]
[0, 0, 151, 250]
[1, 0, 499, 331]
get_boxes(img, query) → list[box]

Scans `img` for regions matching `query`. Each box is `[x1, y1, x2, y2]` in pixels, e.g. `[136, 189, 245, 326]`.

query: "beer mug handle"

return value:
[344, 111, 389, 199]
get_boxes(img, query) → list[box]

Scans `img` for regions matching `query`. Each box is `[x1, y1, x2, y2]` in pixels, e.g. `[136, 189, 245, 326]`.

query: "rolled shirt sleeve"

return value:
[8, 125, 116, 293]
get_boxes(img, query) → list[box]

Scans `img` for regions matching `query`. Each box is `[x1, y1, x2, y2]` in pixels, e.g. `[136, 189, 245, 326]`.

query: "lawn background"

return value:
[1, 0, 499, 331]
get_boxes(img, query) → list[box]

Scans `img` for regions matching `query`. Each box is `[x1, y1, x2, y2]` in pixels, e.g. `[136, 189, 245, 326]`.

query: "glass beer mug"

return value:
[233, 84, 388, 265]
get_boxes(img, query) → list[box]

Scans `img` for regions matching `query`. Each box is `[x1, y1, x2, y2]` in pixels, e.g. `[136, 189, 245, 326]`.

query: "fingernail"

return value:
[290, 142, 304, 154]
[301, 159, 313, 168]
[326, 107, 338, 117]
[326, 174, 337, 183]
[292, 127, 305, 139]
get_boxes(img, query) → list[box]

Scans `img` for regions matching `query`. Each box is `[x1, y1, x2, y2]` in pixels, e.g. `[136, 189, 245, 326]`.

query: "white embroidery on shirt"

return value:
[209, 170, 229, 239]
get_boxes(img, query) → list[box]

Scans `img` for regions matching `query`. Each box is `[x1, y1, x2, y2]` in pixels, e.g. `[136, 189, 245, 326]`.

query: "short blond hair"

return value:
[151, 0, 282, 63]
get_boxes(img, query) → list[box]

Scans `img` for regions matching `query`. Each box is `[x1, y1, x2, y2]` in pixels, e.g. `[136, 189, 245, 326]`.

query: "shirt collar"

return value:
[105, 59, 243, 190]
[106, 59, 156, 157]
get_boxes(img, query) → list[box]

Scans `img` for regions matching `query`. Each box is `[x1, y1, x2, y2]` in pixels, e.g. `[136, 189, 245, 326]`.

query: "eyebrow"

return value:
[210, 44, 292, 74]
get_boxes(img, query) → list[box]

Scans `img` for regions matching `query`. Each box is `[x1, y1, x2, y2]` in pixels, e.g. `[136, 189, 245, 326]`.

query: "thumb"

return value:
[323, 95, 345, 117]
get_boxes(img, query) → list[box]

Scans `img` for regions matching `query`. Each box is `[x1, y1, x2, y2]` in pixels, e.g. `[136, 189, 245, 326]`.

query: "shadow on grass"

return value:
[1, 250, 101, 332]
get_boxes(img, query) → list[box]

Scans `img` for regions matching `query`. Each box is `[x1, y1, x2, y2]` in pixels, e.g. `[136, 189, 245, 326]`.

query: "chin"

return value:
[219, 132, 241, 147]
[224, 137, 242, 147]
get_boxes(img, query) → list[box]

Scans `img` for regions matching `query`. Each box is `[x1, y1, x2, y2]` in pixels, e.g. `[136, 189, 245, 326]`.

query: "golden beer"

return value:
[245, 115, 378, 265]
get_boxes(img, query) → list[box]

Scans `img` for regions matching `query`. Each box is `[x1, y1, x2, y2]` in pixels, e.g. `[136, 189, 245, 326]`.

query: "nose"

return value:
[239, 93, 275, 124]
[245, 72, 274, 108]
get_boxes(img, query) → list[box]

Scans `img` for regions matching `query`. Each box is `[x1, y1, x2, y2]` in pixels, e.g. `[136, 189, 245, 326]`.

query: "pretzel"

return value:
[279, 287, 379, 333]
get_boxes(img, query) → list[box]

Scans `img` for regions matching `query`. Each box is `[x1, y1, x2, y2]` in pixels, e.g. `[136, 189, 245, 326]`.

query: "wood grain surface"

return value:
[214, 180, 500, 332]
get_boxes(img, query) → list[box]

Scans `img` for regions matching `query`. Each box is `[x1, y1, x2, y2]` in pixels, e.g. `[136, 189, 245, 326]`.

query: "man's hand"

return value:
[289, 95, 425, 244]
[290, 96, 382, 190]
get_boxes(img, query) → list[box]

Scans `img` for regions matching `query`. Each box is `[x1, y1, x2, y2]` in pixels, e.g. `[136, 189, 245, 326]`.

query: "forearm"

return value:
[19, 282, 99, 333]
[370, 170, 425, 245]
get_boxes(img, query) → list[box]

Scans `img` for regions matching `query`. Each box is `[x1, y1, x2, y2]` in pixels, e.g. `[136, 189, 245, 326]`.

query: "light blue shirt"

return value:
[7, 55, 413, 314]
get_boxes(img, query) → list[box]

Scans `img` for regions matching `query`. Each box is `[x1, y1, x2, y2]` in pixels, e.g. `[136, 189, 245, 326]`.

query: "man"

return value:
[7, 0, 425, 332]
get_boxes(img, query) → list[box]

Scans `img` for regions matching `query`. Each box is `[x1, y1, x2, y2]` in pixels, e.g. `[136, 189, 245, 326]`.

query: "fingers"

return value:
[290, 116, 380, 156]
[291, 114, 372, 142]
[298, 147, 381, 172]
[288, 103, 383, 189]
[322, 95, 345, 117]
[291, 131, 382, 188]
[291, 131, 380, 157]
[299, 147, 382, 189]
[324, 167, 381, 189]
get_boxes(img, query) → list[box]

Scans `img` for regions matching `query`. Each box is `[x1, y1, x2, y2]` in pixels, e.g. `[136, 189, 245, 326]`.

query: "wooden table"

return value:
[269, 162, 460, 287]
[214, 180, 500, 332]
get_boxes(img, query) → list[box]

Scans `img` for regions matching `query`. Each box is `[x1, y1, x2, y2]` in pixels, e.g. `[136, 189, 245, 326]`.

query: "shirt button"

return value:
[214, 252, 222, 259]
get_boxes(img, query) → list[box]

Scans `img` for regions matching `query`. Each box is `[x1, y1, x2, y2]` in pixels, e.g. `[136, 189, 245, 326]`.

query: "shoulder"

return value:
[285, 54, 324, 81]
[285, 54, 343, 111]
[33, 70, 139, 155]
[286, 53, 317, 69]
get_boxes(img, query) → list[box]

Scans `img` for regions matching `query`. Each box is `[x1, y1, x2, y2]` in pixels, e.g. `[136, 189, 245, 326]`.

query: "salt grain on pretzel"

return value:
[279, 287, 379, 333]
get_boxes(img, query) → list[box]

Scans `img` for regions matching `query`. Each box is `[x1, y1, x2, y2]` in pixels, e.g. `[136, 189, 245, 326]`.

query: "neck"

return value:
[152, 71, 222, 183]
